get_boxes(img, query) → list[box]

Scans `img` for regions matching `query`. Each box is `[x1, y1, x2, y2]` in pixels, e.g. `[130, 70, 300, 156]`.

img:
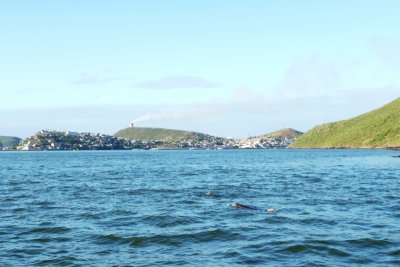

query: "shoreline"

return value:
[2, 147, 400, 152]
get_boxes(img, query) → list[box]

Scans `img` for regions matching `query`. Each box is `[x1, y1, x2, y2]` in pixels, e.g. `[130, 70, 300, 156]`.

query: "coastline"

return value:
[289, 146, 400, 150]
[3, 147, 400, 152]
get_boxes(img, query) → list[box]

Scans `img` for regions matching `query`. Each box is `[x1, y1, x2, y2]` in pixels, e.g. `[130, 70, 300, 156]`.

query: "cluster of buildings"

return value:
[17, 130, 136, 151]
[177, 136, 227, 149]
[173, 135, 297, 150]
[233, 136, 297, 149]
[15, 130, 298, 151]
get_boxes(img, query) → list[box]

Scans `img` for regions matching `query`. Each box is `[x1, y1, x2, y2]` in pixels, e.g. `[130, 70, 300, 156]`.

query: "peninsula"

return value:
[15, 127, 302, 151]
[290, 98, 400, 149]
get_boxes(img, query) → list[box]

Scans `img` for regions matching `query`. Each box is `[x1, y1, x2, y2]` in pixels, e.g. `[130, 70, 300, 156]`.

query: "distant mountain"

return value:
[290, 98, 400, 149]
[114, 127, 219, 142]
[262, 128, 303, 139]
[0, 136, 22, 148]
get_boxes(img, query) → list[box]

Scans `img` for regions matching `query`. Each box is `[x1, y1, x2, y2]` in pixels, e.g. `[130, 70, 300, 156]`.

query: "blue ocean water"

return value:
[0, 150, 399, 266]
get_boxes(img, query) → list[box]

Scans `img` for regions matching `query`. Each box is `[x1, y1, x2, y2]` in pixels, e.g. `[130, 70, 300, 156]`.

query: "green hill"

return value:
[114, 127, 215, 142]
[0, 136, 22, 148]
[290, 98, 400, 149]
[263, 128, 303, 138]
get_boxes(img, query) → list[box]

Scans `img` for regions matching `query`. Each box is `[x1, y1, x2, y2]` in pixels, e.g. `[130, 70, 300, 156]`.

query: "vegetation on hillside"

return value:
[263, 128, 303, 138]
[114, 127, 212, 142]
[115, 127, 301, 149]
[290, 98, 400, 148]
[0, 136, 22, 148]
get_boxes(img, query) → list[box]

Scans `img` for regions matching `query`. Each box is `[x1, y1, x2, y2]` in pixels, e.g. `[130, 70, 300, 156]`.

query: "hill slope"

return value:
[0, 136, 22, 148]
[263, 128, 303, 138]
[290, 98, 400, 148]
[114, 127, 214, 142]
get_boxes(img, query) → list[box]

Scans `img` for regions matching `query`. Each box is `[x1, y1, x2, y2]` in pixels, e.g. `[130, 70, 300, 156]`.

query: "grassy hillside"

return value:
[0, 136, 22, 148]
[114, 127, 212, 142]
[290, 98, 400, 148]
[263, 128, 303, 138]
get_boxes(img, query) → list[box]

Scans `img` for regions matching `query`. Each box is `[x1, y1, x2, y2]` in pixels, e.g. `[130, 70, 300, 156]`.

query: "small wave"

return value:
[79, 211, 102, 220]
[29, 200, 57, 207]
[179, 172, 199, 176]
[388, 249, 400, 256]
[12, 207, 26, 213]
[312, 245, 351, 257]
[276, 243, 351, 257]
[7, 248, 43, 256]
[277, 244, 309, 253]
[4, 194, 31, 201]
[125, 188, 179, 195]
[34, 256, 79, 266]
[20, 226, 71, 235]
[95, 229, 241, 247]
[347, 238, 394, 247]
[142, 215, 201, 228]
[28, 237, 71, 243]
[299, 218, 338, 226]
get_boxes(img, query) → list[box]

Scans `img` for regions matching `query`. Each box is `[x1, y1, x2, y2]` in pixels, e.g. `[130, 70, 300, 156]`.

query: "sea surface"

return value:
[0, 150, 399, 266]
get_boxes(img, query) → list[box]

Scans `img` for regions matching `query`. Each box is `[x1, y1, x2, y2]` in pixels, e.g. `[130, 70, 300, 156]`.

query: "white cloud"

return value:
[70, 73, 115, 86]
[133, 75, 218, 90]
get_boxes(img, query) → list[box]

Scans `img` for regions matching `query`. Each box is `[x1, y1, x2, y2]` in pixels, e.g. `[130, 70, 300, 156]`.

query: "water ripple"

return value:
[95, 229, 241, 247]
[1, 150, 399, 266]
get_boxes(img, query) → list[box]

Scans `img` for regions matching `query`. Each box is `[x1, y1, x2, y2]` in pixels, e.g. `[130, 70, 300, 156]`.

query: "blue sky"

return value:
[1, 0, 400, 138]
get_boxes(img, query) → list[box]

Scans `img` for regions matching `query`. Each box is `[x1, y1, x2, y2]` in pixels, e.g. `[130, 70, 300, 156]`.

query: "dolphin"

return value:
[230, 202, 257, 210]
[230, 202, 278, 213]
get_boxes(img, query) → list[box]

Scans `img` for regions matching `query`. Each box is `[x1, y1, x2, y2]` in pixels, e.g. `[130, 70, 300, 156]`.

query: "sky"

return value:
[1, 0, 400, 138]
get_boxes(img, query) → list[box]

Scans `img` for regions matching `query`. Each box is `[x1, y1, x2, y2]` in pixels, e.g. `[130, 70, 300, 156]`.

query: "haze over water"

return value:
[1, 150, 399, 266]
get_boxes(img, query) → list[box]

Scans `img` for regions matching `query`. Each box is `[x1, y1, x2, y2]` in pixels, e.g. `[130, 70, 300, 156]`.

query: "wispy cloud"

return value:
[131, 111, 189, 124]
[131, 106, 225, 125]
[130, 87, 269, 126]
[70, 73, 115, 86]
[133, 75, 218, 90]
[276, 56, 342, 98]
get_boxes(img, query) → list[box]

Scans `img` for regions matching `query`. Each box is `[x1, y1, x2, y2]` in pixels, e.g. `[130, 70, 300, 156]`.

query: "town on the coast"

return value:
[2, 98, 400, 151]
[8, 128, 301, 151]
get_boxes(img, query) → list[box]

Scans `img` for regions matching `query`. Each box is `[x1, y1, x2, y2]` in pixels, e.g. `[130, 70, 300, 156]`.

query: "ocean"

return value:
[1, 150, 399, 266]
